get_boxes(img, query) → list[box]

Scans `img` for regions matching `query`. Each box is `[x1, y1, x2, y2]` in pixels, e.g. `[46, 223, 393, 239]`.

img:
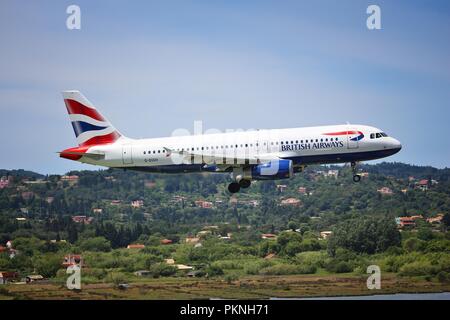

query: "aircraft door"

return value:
[347, 128, 359, 149]
[122, 144, 133, 164]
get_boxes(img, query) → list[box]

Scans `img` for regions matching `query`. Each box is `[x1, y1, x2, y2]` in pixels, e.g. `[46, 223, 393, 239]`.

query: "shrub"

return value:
[244, 260, 274, 275]
[259, 264, 300, 275]
[106, 272, 127, 285]
[224, 273, 239, 284]
[259, 263, 316, 275]
[334, 261, 353, 273]
[403, 238, 425, 252]
[206, 265, 224, 277]
[437, 271, 449, 283]
[211, 260, 243, 270]
[78, 237, 111, 252]
[148, 263, 177, 278]
[294, 251, 327, 268]
[398, 261, 437, 277]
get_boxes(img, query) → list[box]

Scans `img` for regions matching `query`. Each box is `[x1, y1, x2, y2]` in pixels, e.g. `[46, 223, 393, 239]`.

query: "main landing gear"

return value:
[351, 161, 361, 182]
[228, 179, 251, 193]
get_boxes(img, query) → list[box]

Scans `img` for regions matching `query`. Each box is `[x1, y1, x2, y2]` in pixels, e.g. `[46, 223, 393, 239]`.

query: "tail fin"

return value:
[62, 90, 122, 146]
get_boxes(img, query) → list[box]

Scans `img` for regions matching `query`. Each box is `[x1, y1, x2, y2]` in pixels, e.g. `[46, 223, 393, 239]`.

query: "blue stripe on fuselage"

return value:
[125, 148, 401, 174]
[284, 148, 401, 165]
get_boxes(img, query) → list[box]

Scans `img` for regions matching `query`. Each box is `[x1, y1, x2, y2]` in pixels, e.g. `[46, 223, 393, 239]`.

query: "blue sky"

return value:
[0, 0, 449, 174]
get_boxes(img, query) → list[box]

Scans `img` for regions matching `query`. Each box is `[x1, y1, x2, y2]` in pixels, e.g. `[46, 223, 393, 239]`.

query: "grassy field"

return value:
[1, 273, 450, 300]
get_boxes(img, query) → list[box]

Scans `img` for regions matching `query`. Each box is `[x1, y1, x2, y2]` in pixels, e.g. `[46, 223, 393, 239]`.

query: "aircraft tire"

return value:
[228, 182, 241, 193]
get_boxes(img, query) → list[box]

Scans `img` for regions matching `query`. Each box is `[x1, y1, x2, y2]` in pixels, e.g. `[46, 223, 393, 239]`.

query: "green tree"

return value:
[328, 217, 401, 254]
[78, 237, 112, 252]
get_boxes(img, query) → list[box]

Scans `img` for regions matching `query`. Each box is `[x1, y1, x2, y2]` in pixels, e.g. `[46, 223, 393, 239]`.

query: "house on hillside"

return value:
[131, 200, 144, 208]
[280, 198, 302, 207]
[325, 170, 339, 178]
[185, 237, 200, 244]
[427, 214, 444, 224]
[26, 275, 44, 283]
[319, 231, 333, 239]
[298, 187, 307, 194]
[0, 176, 10, 189]
[72, 216, 93, 224]
[134, 270, 151, 277]
[176, 264, 194, 271]
[127, 244, 145, 249]
[395, 217, 416, 228]
[377, 187, 393, 195]
[194, 200, 213, 209]
[416, 179, 429, 191]
[160, 239, 173, 245]
[261, 234, 277, 240]
[0, 272, 19, 284]
[62, 254, 84, 268]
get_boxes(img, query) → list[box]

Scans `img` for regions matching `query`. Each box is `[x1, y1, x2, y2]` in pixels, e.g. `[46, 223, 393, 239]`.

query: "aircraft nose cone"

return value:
[394, 138, 402, 150]
[390, 138, 402, 154]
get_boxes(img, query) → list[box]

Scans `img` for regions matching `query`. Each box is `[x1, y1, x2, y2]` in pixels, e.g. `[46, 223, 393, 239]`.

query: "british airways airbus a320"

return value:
[59, 91, 402, 193]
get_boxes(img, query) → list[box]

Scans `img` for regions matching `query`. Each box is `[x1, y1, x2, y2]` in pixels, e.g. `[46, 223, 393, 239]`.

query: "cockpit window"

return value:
[371, 132, 388, 139]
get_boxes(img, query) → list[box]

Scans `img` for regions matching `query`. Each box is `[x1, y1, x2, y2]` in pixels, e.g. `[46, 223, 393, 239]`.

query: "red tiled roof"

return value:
[127, 244, 145, 249]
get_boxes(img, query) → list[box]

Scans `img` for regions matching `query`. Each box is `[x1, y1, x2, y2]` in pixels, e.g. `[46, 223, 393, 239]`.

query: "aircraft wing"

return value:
[163, 147, 279, 171]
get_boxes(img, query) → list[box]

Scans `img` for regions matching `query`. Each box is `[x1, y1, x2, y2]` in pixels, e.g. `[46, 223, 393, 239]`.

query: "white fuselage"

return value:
[79, 124, 402, 173]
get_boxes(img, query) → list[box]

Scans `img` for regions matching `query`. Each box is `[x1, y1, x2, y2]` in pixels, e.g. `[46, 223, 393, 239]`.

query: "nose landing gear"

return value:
[351, 161, 361, 182]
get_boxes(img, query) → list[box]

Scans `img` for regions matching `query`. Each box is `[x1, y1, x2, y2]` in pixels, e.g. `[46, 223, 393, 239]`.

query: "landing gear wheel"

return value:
[228, 182, 241, 193]
[239, 179, 251, 188]
[350, 161, 360, 182]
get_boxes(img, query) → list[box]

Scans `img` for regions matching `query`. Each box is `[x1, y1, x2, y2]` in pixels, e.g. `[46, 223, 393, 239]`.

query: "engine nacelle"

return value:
[251, 159, 294, 180]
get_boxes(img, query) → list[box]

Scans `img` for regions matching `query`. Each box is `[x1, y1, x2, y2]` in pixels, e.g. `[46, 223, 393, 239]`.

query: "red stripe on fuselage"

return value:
[64, 99, 105, 122]
[80, 131, 121, 146]
[323, 131, 359, 136]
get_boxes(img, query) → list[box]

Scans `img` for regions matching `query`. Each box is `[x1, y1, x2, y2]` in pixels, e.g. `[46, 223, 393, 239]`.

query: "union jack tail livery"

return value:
[62, 90, 122, 146]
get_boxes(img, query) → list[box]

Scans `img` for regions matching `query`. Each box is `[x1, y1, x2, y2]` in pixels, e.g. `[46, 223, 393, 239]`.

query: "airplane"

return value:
[59, 90, 402, 193]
